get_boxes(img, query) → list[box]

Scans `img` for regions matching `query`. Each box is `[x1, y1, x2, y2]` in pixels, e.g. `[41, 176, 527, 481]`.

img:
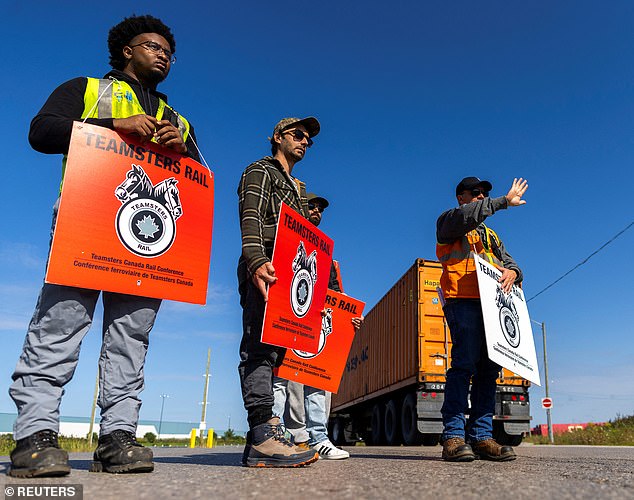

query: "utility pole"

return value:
[199, 348, 211, 446]
[158, 394, 169, 438]
[88, 368, 99, 446]
[532, 319, 554, 444]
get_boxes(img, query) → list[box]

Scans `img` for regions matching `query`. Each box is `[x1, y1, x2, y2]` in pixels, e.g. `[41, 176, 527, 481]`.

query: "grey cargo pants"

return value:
[9, 199, 161, 440]
[9, 284, 161, 440]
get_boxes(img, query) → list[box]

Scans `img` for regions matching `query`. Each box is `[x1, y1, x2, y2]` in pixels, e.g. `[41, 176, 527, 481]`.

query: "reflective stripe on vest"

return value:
[436, 224, 504, 299]
[81, 78, 190, 142]
[59, 77, 191, 191]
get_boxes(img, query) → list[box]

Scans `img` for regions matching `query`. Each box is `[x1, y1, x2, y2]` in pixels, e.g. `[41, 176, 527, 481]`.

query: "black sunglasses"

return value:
[308, 202, 325, 213]
[283, 129, 313, 148]
[469, 188, 489, 197]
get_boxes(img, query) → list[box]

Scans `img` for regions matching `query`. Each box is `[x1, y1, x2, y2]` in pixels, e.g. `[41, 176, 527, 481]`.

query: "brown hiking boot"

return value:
[244, 417, 318, 468]
[442, 437, 475, 462]
[472, 439, 517, 461]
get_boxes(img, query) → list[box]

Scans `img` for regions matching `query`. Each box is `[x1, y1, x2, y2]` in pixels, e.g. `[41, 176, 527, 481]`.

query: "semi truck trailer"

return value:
[329, 259, 531, 447]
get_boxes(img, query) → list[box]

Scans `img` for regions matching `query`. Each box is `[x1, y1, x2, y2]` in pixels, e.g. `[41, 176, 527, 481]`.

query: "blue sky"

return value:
[1, 1, 633, 433]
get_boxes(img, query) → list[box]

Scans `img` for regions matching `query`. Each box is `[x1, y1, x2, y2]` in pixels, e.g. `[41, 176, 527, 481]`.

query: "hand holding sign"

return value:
[253, 262, 277, 301]
[499, 268, 518, 294]
[113, 114, 157, 141]
[155, 120, 187, 153]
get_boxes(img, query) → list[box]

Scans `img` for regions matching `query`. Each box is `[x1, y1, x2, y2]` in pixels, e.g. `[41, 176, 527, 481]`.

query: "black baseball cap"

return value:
[455, 177, 493, 196]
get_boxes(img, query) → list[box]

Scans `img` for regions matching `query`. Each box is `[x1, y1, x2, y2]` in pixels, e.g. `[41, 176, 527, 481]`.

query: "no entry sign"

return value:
[541, 397, 553, 409]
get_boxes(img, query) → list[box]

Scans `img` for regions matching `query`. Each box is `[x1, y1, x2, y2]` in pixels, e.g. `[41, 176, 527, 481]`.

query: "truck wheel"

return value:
[422, 433, 440, 446]
[369, 403, 384, 445]
[493, 422, 524, 446]
[401, 393, 423, 446]
[384, 399, 402, 445]
[330, 417, 353, 446]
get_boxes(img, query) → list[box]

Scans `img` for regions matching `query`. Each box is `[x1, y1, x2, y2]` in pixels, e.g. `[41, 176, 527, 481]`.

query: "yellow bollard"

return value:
[206, 428, 214, 448]
[189, 428, 197, 448]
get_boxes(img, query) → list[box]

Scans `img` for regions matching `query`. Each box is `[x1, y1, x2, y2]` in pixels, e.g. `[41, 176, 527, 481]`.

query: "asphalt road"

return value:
[1, 444, 633, 499]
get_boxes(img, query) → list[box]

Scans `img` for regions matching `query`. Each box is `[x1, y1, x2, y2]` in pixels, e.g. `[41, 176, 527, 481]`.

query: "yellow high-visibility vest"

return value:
[59, 77, 191, 188]
[82, 78, 190, 140]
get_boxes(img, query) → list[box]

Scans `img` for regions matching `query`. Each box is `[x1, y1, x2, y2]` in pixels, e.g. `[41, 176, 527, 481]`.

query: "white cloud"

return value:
[161, 283, 237, 315]
[0, 242, 46, 270]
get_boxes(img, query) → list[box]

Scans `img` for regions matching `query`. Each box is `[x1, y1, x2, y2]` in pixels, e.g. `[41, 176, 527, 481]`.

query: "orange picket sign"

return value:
[45, 122, 214, 304]
[275, 290, 365, 393]
[332, 259, 344, 293]
[261, 203, 334, 353]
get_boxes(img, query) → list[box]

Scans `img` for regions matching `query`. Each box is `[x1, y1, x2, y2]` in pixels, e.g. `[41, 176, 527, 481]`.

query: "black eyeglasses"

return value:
[129, 41, 176, 64]
[283, 129, 313, 148]
[469, 188, 489, 197]
[308, 203, 325, 213]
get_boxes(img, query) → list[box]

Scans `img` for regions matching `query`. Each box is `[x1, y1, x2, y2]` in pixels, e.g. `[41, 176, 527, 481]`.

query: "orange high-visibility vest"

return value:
[436, 224, 504, 299]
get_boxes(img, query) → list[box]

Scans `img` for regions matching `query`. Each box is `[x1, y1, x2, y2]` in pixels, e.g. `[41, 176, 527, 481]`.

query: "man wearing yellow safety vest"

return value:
[436, 176, 528, 462]
[9, 15, 200, 478]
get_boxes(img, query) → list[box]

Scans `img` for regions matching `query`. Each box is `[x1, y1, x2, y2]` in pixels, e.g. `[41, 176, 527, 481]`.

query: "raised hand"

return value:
[505, 178, 528, 207]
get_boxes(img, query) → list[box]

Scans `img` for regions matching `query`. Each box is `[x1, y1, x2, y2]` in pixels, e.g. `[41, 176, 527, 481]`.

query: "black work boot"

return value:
[244, 417, 318, 468]
[90, 430, 153, 473]
[9, 430, 71, 478]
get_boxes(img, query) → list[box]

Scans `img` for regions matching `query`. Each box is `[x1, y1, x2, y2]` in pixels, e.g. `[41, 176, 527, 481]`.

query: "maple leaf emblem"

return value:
[298, 282, 308, 303]
[136, 215, 160, 239]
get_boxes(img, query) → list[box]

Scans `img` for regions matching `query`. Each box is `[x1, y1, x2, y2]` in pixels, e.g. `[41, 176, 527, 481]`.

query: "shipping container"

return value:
[329, 259, 531, 447]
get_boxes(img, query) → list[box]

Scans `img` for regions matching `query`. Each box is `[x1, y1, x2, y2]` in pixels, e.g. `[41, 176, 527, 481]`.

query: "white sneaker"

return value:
[313, 440, 350, 460]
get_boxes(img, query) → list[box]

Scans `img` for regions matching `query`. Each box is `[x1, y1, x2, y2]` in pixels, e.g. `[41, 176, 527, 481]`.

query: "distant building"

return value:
[531, 423, 605, 435]
[0, 412, 231, 439]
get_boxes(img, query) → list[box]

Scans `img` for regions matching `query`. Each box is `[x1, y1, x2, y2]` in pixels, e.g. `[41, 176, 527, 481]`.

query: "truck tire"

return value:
[422, 433, 440, 446]
[493, 424, 523, 447]
[330, 417, 354, 446]
[401, 393, 424, 446]
[384, 399, 402, 445]
[369, 403, 385, 445]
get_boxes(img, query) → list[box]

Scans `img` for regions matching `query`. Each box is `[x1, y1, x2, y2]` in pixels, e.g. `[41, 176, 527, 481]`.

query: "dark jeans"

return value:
[238, 279, 285, 429]
[441, 299, 501, 443]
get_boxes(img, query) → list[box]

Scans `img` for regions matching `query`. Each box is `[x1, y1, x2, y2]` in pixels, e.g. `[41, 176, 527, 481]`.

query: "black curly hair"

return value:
[108, 14, 176, 70]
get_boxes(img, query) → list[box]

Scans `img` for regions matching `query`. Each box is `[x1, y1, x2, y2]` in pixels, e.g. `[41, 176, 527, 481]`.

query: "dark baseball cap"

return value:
[307, 192, 329, 209]
[270, 117, 321, 144]
[455, 176, 493, 195]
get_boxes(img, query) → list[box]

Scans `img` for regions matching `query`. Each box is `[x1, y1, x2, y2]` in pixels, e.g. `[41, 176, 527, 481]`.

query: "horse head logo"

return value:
[114, 164, 184, 257]
[292, 242, 317, 283]
[290, 241, 318, 318]
[495, 285, 521, 348]
[495, 286, 518, 319]
[115, 164, 154, 202]
[154, 178, 182, 220]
